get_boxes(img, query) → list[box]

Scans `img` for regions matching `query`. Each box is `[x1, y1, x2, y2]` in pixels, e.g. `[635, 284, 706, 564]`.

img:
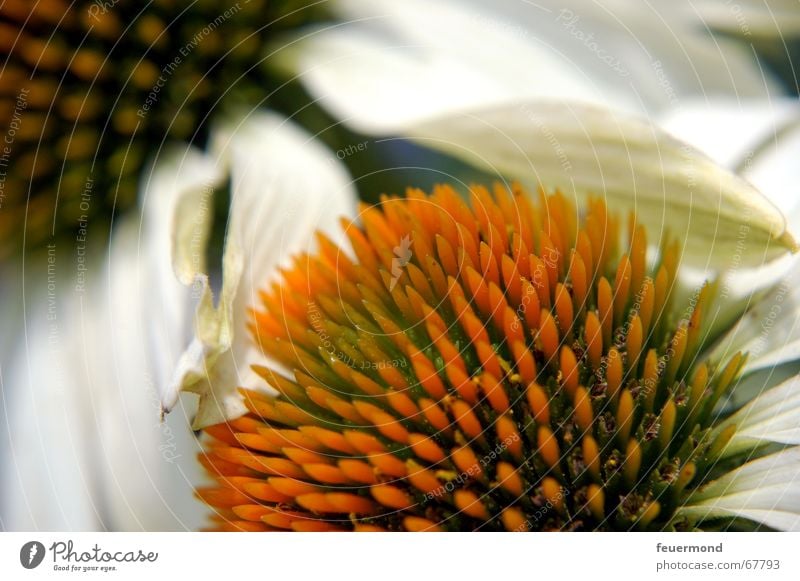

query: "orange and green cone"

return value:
[197, 184, 746, 532]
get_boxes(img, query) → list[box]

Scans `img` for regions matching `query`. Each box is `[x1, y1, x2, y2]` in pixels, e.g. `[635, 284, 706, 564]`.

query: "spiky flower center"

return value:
[198, 184, 743, 532]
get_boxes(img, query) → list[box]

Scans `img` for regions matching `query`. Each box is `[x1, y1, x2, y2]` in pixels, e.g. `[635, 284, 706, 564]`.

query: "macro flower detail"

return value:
[4, 0, 800, 556]
[196, 185, 797, 532]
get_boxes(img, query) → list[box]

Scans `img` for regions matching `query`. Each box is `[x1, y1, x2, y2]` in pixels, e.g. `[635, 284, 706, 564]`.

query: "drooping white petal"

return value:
[715, 375, 800, 457]
[677, 448, 800, 531]
[145, 146, 225, 413]
[169, 112, 357, 429]
[400, 100, 796, 266]
[77, 215, 207, 532]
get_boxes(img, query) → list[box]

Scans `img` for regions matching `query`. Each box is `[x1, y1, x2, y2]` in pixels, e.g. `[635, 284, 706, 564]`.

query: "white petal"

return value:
[0, 291, 99, 530]
[276, 1, 639, 135]
[659, 102, 800, 269]
[403, 101, 796, 266]
[716, 375, 800, 457]
[273, 28, 517, 135]
[678, 448, 800, 531]
[89, 216, 208, 531]
[652, 102, 800, 343]
[169, 112, 358, 429]
[282, 0, 781, 135]
[709, 260, 800, 373]
[0, 146, 222, 531]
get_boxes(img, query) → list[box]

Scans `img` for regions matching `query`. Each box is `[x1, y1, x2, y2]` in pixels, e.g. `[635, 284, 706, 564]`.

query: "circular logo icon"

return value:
[20, 541, 46, 569]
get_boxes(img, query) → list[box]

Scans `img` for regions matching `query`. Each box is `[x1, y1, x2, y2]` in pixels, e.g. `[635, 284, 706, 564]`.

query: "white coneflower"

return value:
[166, 103, 800, 531]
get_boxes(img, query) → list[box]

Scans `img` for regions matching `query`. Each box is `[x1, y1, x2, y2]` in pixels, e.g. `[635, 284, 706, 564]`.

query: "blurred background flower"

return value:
[0, 0, 798, 531]
[0, 0, 330, 258]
